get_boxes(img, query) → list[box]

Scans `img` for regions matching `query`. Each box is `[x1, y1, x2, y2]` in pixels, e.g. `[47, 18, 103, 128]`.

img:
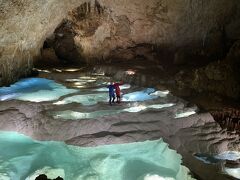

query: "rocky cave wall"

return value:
[1, 0, 240, 86]
[0, 0, 87, 85]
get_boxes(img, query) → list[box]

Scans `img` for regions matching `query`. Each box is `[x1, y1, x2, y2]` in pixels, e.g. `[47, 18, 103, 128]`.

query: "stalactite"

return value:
[87, 2, 91, 13]
[95, 0, 103, 15]
[211, 108, 240, 132]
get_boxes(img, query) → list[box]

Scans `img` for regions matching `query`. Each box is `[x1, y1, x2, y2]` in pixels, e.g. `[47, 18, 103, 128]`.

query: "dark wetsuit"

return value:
[107, 84, 115, 105]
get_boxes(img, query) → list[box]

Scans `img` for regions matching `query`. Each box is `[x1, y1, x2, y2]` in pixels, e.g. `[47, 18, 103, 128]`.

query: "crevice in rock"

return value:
[211, 108, 240, 133]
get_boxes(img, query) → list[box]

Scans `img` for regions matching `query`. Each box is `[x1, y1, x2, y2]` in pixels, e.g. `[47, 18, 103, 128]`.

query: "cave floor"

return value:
[0, 62, 239, 180]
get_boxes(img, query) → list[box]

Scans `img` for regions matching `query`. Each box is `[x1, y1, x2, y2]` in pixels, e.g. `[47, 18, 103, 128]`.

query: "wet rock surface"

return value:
[1, 1, 240, 178]
[211, 108, 240, 133]
[0, 0, 87, 85]
[0, 65, 239, 180]
[174, 40, 240, 100]
[192, 60, 239, 98]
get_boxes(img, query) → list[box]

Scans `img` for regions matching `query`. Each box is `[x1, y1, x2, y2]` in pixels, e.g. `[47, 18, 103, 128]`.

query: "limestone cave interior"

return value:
[0, 0, 240, 180]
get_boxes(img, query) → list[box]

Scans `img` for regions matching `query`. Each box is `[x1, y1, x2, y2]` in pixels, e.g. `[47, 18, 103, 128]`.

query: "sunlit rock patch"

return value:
[63, 74, 112, 90]
[175, 110, 197, 119]
[0, 131, 194, 180]
[123, 103, 175, 113]
[65, 76, 98, 89]
[53, 109, 120, 120]
[33, 68, 52, 73]
[62, 68, 83, 72]
[0, 78, 78, 102]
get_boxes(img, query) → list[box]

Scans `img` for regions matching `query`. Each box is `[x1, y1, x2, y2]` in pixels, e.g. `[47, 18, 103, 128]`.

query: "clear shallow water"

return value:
[54, 93, 108, 106]
[224, 168, 240, 179]
[54, 88, 162, 106]
[0, 74, 195, 180]
[122, 88, 159, 102]
[194, 152, 240, 179]
[215, 151, 240, 161]
[194, 153, 221, 164]
[0, 131, 194, 180]
[0, 78, 78, 102]
[195, 151, 240, 164]
[1, 69, 235, 179]
[0, 75, 180, 121]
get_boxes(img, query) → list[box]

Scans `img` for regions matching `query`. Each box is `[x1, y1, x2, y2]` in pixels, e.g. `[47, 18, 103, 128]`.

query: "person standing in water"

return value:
[114, 81, 123, 103]
[107, 82, 115, 105]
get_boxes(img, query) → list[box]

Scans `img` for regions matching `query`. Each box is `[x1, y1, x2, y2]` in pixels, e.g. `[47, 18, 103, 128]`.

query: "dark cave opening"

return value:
[39, 20, 84, 67]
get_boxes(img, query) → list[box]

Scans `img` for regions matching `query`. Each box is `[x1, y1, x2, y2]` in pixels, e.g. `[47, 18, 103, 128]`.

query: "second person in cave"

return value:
[107, 81, 123, 105]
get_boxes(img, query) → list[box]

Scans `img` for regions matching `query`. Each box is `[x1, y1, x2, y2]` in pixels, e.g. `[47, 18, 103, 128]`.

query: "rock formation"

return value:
[0, 66, 239, 179]
[175, 39, 240, 99]
[1, 1, 240, 179]
[1, 0, 240, 87]
[211, 108, 240, 132]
